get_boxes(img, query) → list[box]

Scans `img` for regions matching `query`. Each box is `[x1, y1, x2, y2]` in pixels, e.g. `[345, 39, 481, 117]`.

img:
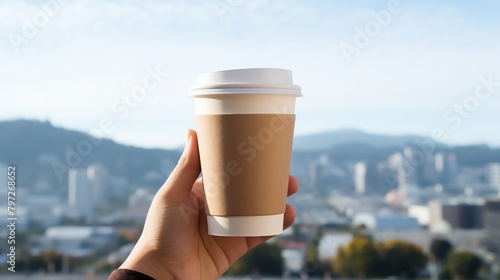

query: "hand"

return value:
[120, 129, 298, 279]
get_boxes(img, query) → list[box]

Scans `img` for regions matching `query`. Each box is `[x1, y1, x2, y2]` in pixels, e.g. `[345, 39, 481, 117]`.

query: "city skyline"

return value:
[2, 1, 500, 278]
[1, 0, 500, 148]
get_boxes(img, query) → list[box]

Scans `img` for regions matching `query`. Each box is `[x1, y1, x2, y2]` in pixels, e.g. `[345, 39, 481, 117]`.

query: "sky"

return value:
[1, 0, 499, 148]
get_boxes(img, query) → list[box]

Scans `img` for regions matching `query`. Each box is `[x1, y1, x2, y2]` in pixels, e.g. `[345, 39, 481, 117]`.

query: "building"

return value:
[385, 150, 420, 189]
[281, 241, 308, 273]
[408, 205, 431, 226]
[353, 161, 385, 195]
[128, 188, 154, 213]
[309, 154, 328, 189]
[442, 199, 484, 229]
[68, 169, 92, 218]
[402, 147, 419, 186]
[418, 154, 438, 187]
[318, 233, 352, 260]
[353, 213, 420, 230]
[442, 153, 459, 185]
[30, 226, 118, 257]
[87, 164, 108, 208]
[354, 162, 366, 194]
[486, 163, 500, 191]
[429, 198, 484, 230]
[484, 199, 500, 253]
[428, 200, 445, 230]
[23, 195, 63, 228]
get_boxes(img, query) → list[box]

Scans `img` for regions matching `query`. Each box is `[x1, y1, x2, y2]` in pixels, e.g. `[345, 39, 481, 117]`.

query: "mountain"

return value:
[1, 119, 499, 192]
[0, 119, 180, 189]
[293, 129, 429, 150]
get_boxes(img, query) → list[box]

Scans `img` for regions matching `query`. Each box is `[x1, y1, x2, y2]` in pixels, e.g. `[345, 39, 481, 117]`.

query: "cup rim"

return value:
[189, 68, 302, 97]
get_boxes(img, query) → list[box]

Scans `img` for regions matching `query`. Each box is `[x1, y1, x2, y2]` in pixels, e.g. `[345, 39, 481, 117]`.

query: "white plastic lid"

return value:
[189, 68, 302, 96]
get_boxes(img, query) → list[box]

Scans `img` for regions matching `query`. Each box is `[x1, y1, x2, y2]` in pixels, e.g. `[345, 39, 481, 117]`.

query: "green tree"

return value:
[225, 242, 283, 276]
[351, 224, 369, 238]
[303, 228, 330, 276]
[41, 248, 60, 273]
[430, 237, 453, 279]
[332, 237, 383, 278]
[447, 251, 483, 280]
[383, 239, 428, 278]
[430, 237, 453, 263]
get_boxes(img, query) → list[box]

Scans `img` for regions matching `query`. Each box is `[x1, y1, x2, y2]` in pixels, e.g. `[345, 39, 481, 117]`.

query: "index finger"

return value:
[287, 175, 299, 196]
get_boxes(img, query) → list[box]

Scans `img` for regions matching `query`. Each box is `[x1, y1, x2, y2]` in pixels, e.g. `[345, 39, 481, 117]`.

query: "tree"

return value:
[41, 249, 60, 273]
[225, 242, 283, 276]
[332, 237, 384, 278]
[383, 239, 428, 278]
[430, 237, 453, 263]
[303, 228, 330, 277]
[447, 251, 483, 280]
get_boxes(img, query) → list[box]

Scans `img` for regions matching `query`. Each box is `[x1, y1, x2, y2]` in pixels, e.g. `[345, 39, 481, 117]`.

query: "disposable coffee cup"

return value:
[189, 68, 301, 236]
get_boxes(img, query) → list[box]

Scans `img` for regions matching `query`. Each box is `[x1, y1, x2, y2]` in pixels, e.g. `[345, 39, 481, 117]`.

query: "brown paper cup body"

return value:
[196, 114, 295, 216]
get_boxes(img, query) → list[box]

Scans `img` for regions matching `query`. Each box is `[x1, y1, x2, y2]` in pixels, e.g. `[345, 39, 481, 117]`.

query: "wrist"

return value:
[120, 241, 174, 280]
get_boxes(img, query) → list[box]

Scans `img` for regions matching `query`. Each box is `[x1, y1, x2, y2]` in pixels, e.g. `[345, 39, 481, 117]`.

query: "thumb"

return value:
[158, 129, 201, 203]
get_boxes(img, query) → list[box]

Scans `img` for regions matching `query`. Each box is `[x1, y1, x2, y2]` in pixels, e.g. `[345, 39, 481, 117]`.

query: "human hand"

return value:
[119, 129, 298, 279]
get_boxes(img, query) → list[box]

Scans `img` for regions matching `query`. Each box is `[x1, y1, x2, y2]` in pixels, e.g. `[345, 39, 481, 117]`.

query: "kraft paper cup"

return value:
[189, 68, 301, 236]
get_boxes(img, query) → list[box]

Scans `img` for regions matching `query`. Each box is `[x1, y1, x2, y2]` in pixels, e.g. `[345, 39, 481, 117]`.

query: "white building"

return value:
[32, 226, 118, 257]
[87, 164, 107, 208]
[354, 162, 366, 194]
[408, 205, 431, 226]
[486, 163, 500, 191]
[318, 233, 352, 260]
[68, 169, 92, 218]
[402, 147, 419, 186]
[128, 188, 154, 212]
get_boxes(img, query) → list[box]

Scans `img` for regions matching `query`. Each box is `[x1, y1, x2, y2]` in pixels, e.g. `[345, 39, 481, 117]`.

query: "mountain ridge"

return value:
[293, 129, 433, 150]
[1, 119, 499, 191]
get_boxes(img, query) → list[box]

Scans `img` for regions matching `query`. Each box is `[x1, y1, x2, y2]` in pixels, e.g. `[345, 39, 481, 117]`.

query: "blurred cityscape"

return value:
[1, 119, 500, 279]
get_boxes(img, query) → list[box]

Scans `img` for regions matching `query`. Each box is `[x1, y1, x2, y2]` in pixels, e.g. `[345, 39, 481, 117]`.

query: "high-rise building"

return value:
[442, 153, 458, 185]
[386, 152, 404, 188]
[484, 199, 500, 253]
[486, 163, 500, 191]
[309, 154, 328, 189]
[354, 162, 366, 194]
[435, 153, 444, 174]
[353, 161, 385, 194]
[402, 147, 419, 186]
[418, 154, 438, 187]
[68, 169, 92, 218]
[428, 200, 443, 229]
[87, 164, 107, 208]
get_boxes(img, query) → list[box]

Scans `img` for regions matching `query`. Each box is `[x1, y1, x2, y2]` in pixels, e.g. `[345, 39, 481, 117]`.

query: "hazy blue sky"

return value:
[1, 0, 499, 148]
